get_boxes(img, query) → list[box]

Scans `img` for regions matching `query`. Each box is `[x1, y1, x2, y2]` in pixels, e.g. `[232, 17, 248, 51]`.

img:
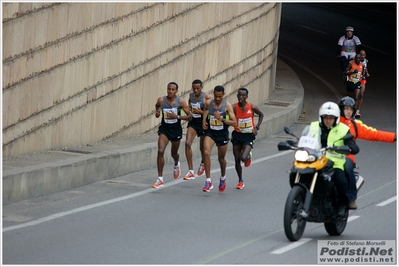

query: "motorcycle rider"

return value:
[338, 96, 396, 209]
[337, 26, 362, 79]
[303, 102, 359, 215]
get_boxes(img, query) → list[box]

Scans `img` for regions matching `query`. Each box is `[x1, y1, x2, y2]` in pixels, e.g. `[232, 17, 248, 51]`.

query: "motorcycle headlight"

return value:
[294, 150, 316, 162]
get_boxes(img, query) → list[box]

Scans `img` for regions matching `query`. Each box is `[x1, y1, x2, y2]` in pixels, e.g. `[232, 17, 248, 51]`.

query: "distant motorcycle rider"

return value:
[302, 102, 359, 214]
[337, 26, 362, 77]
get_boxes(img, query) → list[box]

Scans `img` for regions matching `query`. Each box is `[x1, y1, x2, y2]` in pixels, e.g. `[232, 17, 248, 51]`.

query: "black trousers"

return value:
[333, 168, 349, 205]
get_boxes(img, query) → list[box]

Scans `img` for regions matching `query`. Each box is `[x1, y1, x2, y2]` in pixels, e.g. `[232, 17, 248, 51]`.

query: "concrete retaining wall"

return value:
[3, 2, 282, 157]
[2, 58, 304, 205]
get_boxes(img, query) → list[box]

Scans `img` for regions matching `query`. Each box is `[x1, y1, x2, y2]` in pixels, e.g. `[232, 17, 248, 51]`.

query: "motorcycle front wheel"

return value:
[324, 209, 348, 236]
[284, 186, 307, 241]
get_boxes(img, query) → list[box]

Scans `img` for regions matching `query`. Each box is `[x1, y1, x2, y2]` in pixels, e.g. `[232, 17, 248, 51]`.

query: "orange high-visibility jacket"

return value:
[340, 116, 396, 163]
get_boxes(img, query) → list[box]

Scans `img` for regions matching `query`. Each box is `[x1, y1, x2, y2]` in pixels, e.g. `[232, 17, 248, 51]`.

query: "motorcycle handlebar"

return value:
[326, 145, 351, 155]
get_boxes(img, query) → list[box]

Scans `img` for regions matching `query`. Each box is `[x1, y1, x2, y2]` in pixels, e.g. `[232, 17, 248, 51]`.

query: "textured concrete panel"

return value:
[3, 3, 281, 157]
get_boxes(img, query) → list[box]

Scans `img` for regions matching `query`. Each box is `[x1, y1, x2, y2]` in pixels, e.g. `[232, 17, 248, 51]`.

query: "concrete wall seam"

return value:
[2, 2, 281, 157]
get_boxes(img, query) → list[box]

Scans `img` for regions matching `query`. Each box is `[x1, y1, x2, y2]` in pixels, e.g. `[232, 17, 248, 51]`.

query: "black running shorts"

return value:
[231, 130, 255, 147]
[346, 81, 361, 92]
[187, 119, 205, 137]
[158, 125, 183, 142]
[204, 130, 229, 147]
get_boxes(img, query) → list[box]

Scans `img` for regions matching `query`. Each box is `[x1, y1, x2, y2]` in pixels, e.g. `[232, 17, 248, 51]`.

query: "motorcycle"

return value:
[278, 126, 361, 242]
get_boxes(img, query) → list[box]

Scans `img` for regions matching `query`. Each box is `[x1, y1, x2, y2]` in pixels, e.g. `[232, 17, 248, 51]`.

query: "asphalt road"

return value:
[2, 3, 397, 266]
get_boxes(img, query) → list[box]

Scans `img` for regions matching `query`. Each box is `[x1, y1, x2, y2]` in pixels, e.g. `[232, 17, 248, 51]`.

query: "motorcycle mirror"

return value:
[284, 126, 299, 139]
[277, 141, 292, 151]
[284, 126, 292, 135]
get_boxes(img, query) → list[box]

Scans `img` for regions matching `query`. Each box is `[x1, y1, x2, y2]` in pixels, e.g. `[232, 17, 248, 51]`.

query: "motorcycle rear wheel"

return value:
[324, 209, 348, 236]
[284, 186, 307, 241]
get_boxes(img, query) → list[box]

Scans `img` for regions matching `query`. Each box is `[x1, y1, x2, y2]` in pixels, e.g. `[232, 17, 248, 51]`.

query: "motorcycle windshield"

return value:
[299, 125, 322, 151]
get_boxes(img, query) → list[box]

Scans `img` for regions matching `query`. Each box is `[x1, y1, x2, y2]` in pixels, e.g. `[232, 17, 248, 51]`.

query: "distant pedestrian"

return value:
[201, 85, 237, 192]
[231, 88, 264, 189]
[355, 50, 370, 118]
[337, 26, 362, 79]
[152, 82, 192, 189]
[345, 53, 363, 102]
[183, 79, 212, 180]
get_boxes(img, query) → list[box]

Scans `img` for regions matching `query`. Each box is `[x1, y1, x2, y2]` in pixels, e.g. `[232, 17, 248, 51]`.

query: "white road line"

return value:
[377, 196, 397, 206]
[300, 25, 330, 35]
[271, 216, 360, 254]
[279, 53, 342, 102]
[3, 189, 152, 233]
[251, 150, 293, 164]
[3, 150, 293, 233]
[362, 44, 389, 55]
[271, 238, 312, 254]
[348, 215, 360, 222]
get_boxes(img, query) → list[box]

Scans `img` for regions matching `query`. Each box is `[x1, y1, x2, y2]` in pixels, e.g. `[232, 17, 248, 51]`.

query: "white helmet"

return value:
[345, 26, 354, 32]
[319, 102, 340, 126]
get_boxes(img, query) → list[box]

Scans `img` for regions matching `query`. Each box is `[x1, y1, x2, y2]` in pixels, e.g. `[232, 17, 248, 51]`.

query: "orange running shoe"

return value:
[174, 162, 181, 179]
[152, 179, 164, 189]
[244, 152, 252, 167]
[197, 163, 205, 176]
[183, 171, 195, 180]
[236, 181, 245, 189]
